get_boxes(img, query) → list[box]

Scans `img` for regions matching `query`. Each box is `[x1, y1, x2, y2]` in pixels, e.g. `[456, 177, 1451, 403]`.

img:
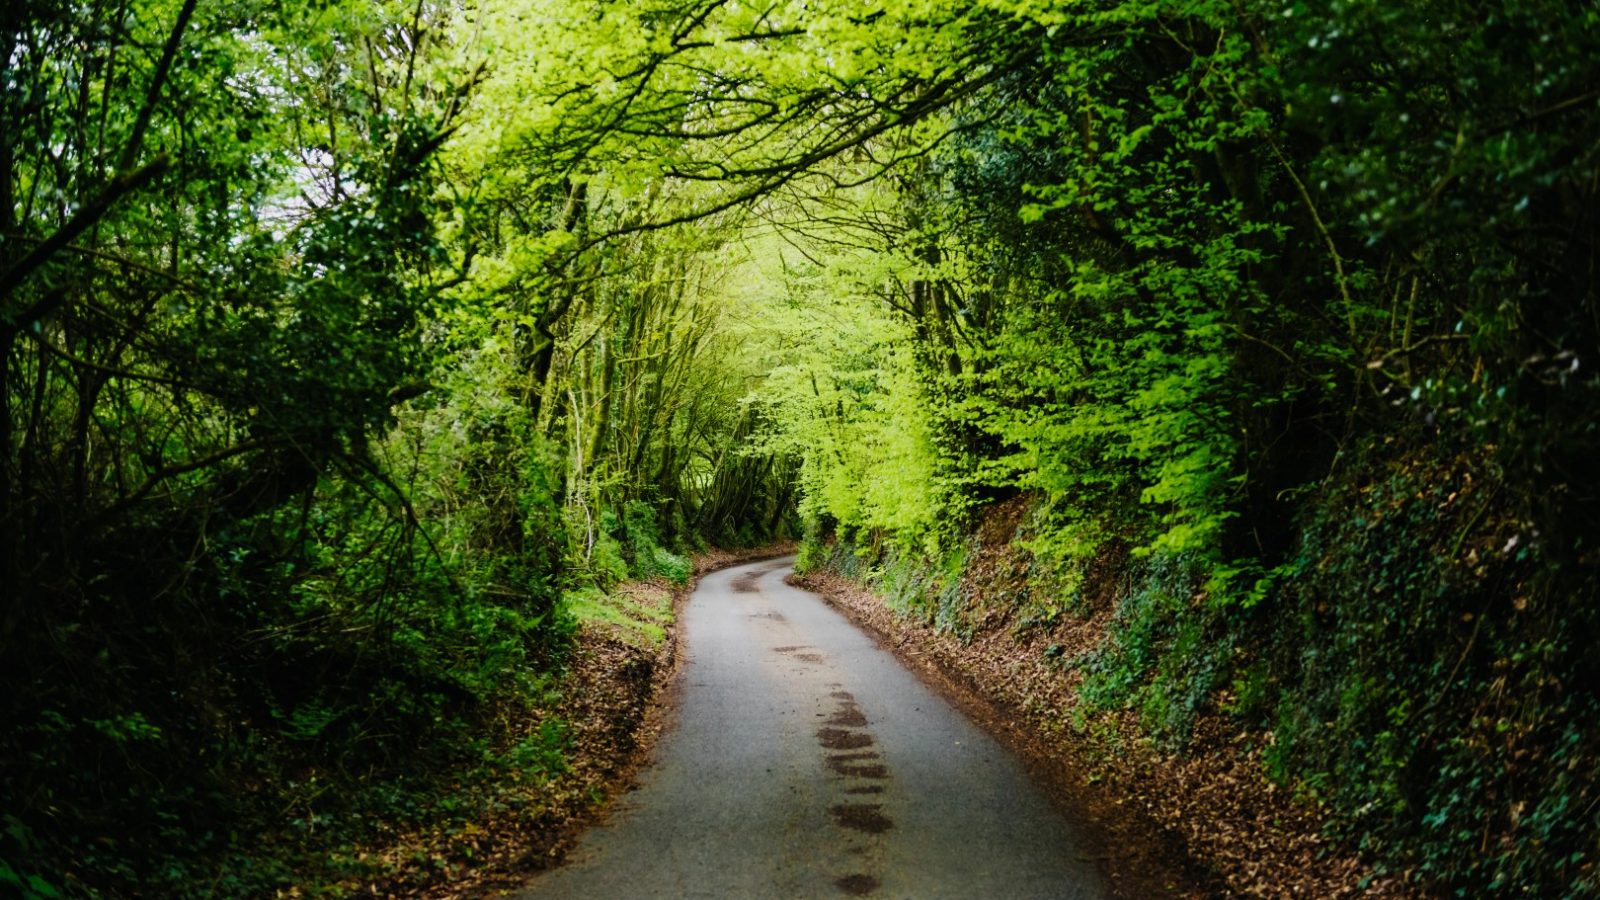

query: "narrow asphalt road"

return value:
[518, 556, 1108, 899]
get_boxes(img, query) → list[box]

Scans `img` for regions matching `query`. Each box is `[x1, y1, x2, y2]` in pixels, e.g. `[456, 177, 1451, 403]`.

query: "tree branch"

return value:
[0, 154, 170, 317]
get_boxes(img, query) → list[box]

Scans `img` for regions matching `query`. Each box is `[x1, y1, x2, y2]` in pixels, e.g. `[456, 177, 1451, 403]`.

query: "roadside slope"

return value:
[796, 510, 1416, 899]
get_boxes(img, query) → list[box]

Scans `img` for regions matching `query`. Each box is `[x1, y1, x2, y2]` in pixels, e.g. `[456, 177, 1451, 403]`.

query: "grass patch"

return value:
[561, 584, 675, 647]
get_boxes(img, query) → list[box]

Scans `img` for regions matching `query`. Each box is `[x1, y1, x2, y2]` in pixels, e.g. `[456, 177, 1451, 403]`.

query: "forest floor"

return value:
[793, 501, 1417, 898]
[317, 543, 794, 899]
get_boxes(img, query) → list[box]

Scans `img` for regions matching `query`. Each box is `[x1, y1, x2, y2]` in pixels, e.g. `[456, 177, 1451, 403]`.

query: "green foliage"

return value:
[794, 520, 828, 576]
[0, 0, 557, 887]
[646, 547, 694, 585]
[589, 529, 632, 588]
[0, 858, 61, 900]
[1250, 442, 1598, 896]
[560, 584, 673, 647]
[820, 538, 977, 643]
[741, 229, 977, 555]
[616, 501, 690, 584]
[1073, 554, 1228, 749]
[0, 817, 61, 899]
[504, 719, 572, 781]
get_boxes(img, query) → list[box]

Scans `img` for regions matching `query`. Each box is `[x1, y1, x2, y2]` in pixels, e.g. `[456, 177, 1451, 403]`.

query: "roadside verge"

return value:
[795, 565, 1412, 899]
[402, 542, 796, 898]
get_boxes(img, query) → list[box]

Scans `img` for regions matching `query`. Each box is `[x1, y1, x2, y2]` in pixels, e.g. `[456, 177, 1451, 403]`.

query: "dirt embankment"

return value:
[796, 503, 1412, 900]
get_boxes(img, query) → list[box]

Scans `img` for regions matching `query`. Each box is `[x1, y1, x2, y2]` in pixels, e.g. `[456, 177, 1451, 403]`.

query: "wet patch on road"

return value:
[817, 727, 874, 750]
[835, 873, 880, 895]
[814, 688, 894, 893]
[829, 803, 894, 834]
[774, 645, 826, 665]
[826, 751, 888, 778]
[828, 760, 889, 779]
[826, 701, 868, 728]
[732, 564, 789, 593]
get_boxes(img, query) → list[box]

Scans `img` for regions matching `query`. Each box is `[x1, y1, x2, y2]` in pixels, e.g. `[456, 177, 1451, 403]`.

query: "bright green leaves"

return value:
[454, 0, 1031, 228]
[744, 240, 953, 544]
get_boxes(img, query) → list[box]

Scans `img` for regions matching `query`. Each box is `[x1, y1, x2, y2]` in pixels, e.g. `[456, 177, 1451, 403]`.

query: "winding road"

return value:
[518, 556, 1108, 899]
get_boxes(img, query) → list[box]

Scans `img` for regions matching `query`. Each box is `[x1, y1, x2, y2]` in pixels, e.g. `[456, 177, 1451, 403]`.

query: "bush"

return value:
[617, 500, 691, 583]
[1251, 443, 1599, 895]
[589, 530, 631, 587]
[646, 547, 693, 585]
[795, 535, 825, 575]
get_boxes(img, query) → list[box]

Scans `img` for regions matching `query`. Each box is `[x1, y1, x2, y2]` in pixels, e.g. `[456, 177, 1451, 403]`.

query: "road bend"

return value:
[517, 556, 1108, 899]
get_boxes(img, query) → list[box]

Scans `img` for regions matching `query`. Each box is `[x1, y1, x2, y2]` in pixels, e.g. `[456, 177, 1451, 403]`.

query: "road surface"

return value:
[518, 556, 1108, 899]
